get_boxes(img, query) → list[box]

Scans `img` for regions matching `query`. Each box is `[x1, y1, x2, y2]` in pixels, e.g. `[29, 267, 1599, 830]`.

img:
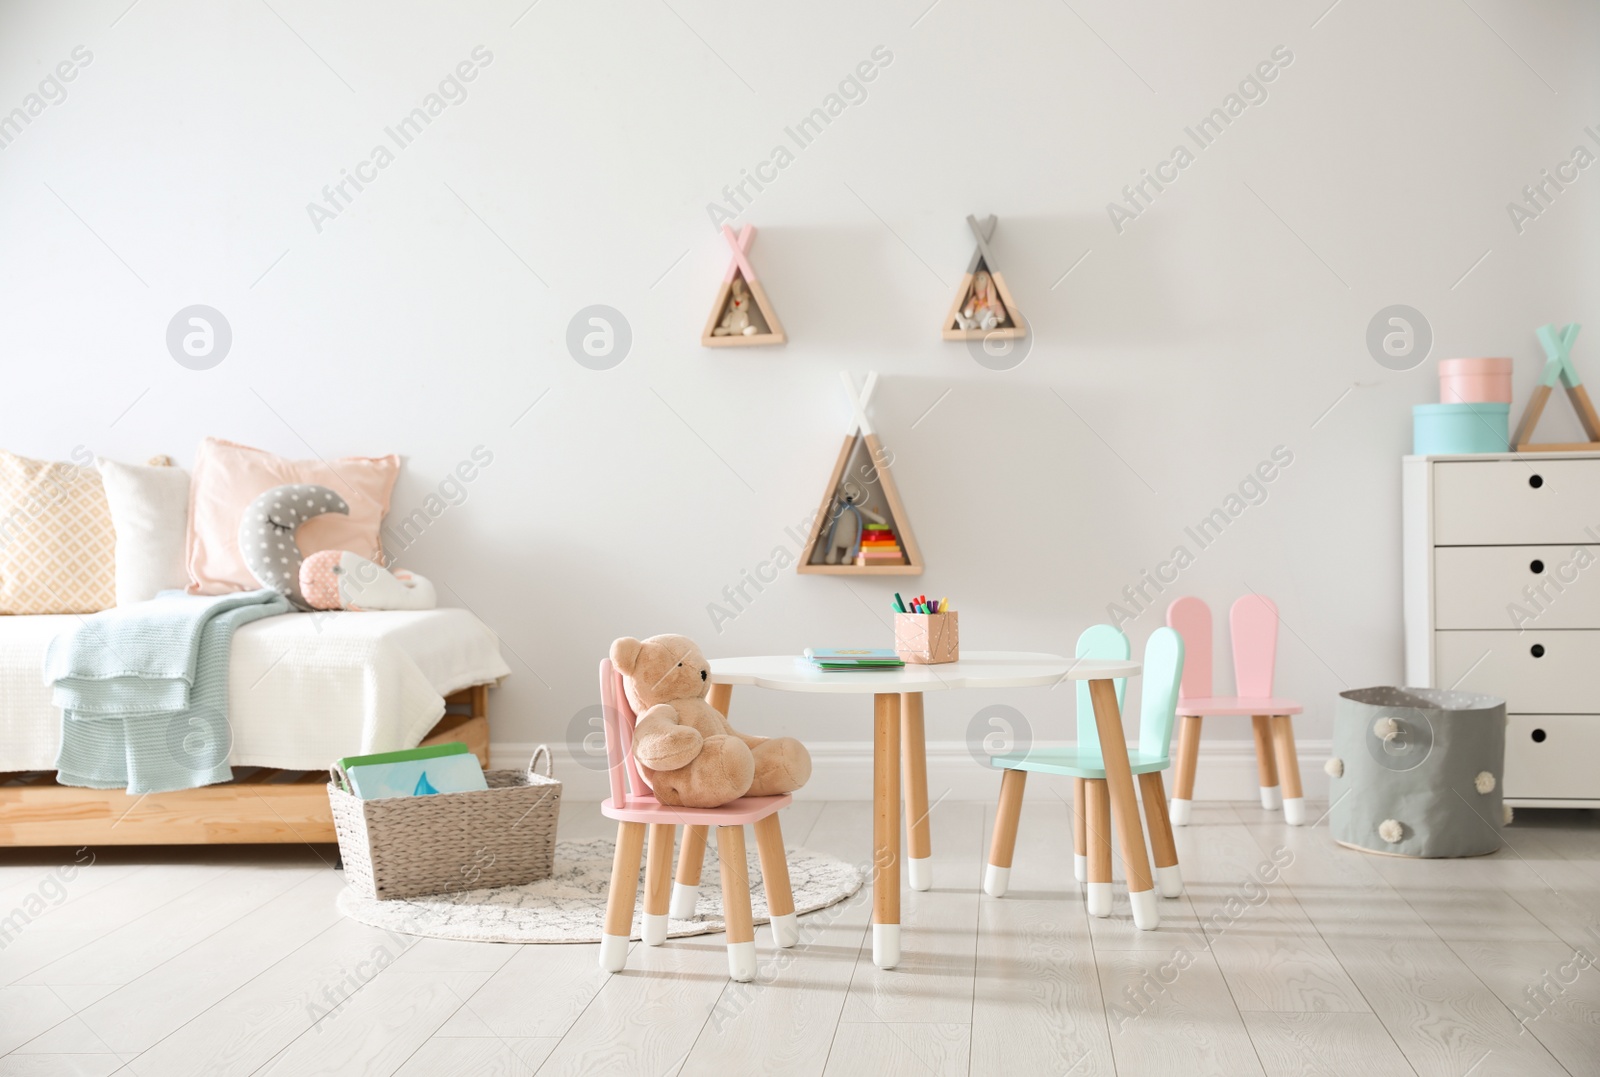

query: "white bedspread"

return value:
[0, 608, 510, 772]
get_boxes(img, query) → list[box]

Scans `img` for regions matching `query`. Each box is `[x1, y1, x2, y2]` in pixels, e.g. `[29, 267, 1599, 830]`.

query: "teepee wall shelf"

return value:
[1512, 323, 1600, 452]
[797, 372, 924, 576]
[701, 223, 786, 348]
[941, 214, 1026, 342]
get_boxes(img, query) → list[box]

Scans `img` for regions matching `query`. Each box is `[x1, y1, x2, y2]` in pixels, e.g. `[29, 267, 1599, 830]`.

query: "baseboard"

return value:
[492, 739, 1333, 803]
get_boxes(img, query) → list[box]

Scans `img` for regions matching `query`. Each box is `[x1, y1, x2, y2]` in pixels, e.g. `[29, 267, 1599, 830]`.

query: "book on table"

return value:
[802, 647, 906, 671]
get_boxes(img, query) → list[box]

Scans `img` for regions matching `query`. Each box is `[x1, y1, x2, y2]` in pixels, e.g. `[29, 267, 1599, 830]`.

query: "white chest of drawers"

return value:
[1403, 452, 1600, 807]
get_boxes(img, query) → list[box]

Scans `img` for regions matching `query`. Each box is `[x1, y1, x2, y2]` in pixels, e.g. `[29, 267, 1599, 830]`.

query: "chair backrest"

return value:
[597, 658, 649, 807]
[1230, 594, 1279, 698]
[1074, 624, 1130, 763]
[1138, 627, 1185, 760]
[1166, 596, 1212, 700]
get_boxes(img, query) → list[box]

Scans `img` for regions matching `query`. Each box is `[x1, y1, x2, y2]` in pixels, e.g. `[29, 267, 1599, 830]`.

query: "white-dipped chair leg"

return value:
[669, 882, 698, 920]
[1074, 853, 1087, 883]
[642, 912, 668, 946]
[1283, 796, 1307, 826]
[770, 912, 799, 948]
[1169, 798, 1192, 826]
[1157, 863, 1183, 899]
[983, 863, 1010, 898]
[727, 940, 756, 982]
[908, 857, 932, 892]
[873, 923, 900, 969]
[599, 933, 629, 973]
[1261, 785, 1282, 811]
[1086, 882, 1113, 917]
[1129, 889, 1161, 930]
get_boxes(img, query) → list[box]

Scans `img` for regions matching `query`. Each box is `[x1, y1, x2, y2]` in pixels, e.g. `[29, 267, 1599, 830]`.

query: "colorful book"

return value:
[337, 741, 488, 800]
[802, 647, 905, 671]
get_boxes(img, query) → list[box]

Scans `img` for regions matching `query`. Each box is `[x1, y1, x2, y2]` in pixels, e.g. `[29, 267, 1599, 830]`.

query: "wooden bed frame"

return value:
[0, 684, 490, 847]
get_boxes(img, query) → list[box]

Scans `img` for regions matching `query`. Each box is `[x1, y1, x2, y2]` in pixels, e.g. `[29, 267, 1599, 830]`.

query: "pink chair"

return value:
[596, 658, 798, 982]
[1165, 596, 1306, 826]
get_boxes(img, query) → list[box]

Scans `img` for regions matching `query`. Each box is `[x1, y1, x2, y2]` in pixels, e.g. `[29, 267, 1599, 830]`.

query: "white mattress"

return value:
[0, 608, 511, 772]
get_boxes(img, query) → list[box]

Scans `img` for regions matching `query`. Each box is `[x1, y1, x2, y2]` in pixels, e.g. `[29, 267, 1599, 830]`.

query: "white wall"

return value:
[2, 0, 1596, 798]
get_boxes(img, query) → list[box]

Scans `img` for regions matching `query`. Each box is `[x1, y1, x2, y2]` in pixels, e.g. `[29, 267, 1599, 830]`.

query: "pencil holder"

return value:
[895, 612, 959, 664]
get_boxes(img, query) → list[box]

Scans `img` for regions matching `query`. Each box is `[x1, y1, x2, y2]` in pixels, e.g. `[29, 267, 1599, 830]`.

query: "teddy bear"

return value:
[610, 633, 811, 808]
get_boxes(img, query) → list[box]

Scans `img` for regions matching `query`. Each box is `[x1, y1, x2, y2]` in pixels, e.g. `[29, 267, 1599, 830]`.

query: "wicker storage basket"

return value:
[329, 747, 561, 900]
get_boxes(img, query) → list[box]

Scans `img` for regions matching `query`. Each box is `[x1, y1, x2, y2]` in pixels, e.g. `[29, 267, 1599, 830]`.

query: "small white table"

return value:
[708, 651, 1153, 968]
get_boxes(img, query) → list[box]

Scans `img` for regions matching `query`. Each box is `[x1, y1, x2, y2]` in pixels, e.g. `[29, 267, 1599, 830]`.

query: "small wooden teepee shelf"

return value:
[797, 372, 924, 576]
[1512, 322, 1600, 452]
[702, 224, 786, 348]
[941, 214, 1026, 342]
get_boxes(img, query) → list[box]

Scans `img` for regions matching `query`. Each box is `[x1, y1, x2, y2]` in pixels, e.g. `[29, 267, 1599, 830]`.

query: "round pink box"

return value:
[1439, 357, 1512, 405]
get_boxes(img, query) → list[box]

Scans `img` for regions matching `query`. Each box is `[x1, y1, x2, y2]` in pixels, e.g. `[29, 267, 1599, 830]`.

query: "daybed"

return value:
[0, 607, 510, 846]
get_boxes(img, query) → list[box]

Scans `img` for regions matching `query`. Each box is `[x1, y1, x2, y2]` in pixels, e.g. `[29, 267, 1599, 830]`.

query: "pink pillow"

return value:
[185, 437, 400, 596]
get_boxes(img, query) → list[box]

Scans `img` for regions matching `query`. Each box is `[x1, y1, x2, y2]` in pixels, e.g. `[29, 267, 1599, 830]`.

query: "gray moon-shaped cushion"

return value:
[237, 484, 351, 610]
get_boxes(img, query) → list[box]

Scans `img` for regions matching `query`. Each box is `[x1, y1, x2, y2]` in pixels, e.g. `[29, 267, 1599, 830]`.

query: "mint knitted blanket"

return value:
[45, 589, 291, 793]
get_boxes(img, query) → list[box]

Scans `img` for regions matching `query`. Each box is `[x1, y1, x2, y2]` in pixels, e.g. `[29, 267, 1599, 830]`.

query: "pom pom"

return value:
[1324, 757, 1344, 778]
[1503, 804, 1515, 827]
[1475, 771, 1496, 794]
[1373, 717, 1399, 738]
[1378, 819, 1404, 843]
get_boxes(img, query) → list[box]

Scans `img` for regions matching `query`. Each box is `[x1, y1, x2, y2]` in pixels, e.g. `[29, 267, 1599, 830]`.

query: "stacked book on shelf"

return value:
[801, 647, 906, 672]
[855, 523, 906, 567]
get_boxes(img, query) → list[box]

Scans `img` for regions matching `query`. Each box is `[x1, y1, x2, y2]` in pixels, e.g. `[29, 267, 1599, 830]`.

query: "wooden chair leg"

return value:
[1085, 779, 1113, 917]
[1272, 715, 1306, 826]
[600, 820, 646, 972]
[1088, 679, 1158, 931]
[901, 691, 933, 892]
[672, 824, 708, 919]
[1251, 714, 1281, 811]
[642, 823, 674, 945]
[984, 768, 1026, 898]
[753, 814, 797, 948]
[1170, 715, 1202, 826]
[1139, 772, 1182, 897]
[1073, 777, 1087, 883]
[718, 825, 756, 982]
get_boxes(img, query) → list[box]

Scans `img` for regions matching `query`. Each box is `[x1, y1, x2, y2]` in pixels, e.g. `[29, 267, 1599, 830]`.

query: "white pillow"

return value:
[96, 456, 191, 605]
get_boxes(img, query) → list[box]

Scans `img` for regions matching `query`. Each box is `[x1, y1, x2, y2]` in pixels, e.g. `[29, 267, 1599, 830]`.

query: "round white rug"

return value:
[337, 837, 863, 943]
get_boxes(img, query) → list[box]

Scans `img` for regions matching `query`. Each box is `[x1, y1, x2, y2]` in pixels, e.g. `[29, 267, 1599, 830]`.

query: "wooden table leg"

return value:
[1087, 678, 1158, 930]
[873, 692, 901, 968]
[1252, 714, 1281, 811]
[1170, 715, 1202, 826]
[901, 691, 932, 892]
[1272, 715, 1306, 826]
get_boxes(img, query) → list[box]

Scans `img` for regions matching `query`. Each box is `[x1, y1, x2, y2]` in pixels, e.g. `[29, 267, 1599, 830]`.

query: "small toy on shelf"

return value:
[711, 278, 759, 337]
[941, 214, 1026, 342]
[954, 270, 1005, 331]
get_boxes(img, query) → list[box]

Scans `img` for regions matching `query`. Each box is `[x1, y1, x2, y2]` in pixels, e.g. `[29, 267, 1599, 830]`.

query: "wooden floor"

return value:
[1, 795, 1597, 1076]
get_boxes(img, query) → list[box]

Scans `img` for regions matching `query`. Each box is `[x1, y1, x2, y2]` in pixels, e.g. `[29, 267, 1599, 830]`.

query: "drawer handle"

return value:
[1530, 474, 1544, 489]
[1531, 559, 1545, 574]
[1531, 644, 1545, 658]
[1532, 728, 1547, 743]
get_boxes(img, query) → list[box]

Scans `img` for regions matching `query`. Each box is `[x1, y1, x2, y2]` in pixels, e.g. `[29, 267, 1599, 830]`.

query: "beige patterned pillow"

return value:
[0, 449, 116, 614]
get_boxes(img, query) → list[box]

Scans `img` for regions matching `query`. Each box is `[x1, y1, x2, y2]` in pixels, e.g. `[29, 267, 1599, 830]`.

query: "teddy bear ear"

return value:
[610, 637, 643, 675]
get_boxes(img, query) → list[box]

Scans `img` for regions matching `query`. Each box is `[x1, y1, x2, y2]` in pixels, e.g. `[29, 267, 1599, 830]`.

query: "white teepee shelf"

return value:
[796, 372, 924, 576]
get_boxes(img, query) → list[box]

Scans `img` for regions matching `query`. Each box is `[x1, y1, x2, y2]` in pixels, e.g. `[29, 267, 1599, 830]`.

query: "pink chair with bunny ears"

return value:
[1165, 596, 1306, 826]
[596, 658, 797, 982]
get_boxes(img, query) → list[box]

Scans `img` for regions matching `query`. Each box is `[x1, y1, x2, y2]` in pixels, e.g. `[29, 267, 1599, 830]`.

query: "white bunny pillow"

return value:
[299, 550, 436, 612]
